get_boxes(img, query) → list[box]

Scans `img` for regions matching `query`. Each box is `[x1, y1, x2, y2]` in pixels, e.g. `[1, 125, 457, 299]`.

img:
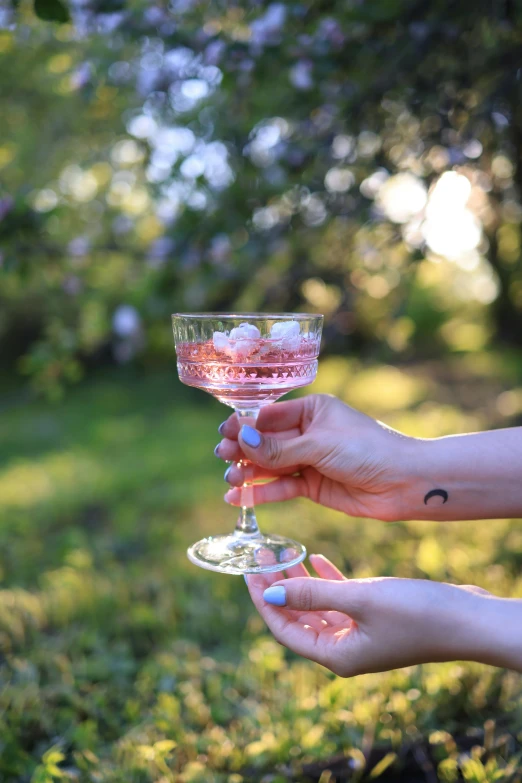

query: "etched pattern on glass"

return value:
[175, 335, 321, 405]
[177, 359, 318, 385]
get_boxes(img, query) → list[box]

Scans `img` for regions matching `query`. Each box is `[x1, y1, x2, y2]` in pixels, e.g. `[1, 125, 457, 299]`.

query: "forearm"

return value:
[399, 428, 522, 521]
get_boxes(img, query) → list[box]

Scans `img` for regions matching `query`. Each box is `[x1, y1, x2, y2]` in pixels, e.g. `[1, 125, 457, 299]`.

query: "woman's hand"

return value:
[246, 555, 521, 676]
[216, 395, 414, 522]
[216, 395, 522, 522]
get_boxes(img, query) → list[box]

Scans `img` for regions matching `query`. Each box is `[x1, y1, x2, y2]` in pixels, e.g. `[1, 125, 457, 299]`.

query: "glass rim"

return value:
[172, 312, 324, 320]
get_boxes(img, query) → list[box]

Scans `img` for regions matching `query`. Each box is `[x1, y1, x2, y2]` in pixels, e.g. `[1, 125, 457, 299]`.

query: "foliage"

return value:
[1, 358, 522, 781]
[2, 1, 522, 777]
[1, 1, 522, 394]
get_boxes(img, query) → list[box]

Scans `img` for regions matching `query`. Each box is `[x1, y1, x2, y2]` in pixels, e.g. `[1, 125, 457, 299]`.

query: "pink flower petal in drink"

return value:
[213, 331, 230, 353]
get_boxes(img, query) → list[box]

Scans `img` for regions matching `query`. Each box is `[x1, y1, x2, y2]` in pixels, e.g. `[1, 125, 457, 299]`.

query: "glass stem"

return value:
[234, 408, 260, 537]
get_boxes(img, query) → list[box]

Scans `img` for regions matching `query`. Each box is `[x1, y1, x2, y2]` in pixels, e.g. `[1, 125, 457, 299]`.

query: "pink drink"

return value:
[176, 335, 320, 407]
[172, 313, 323, 575]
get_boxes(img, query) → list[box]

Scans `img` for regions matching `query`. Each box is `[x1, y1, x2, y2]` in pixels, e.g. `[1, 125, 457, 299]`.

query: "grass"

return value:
[2, 356, 522, 782]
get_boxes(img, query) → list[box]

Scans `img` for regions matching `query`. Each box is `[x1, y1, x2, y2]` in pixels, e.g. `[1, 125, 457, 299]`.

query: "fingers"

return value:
[285, 561, 310, 579]
[309, 554, 346, 581]
[263, 576, 366, 619]
[215, 432, 301, 463]
[224, 475, 309, 506]
[217, 403, 316, 472]
[246, 574, 323, 659]
[215, 437, 245, 463]
[214, 430, 300, 462]
[243, 562, 309, 613]
[309, 556, 347, 624]
[246, 573, 294, 625]
[219, 399, 309, 439]
[257, 398, 310, 433]
[238, 427, 317, 471]
[223, 463, 302, 487]
[218, 413, 240, 439]
[296, 559, 346, 628]
[245, 572, 279, 598]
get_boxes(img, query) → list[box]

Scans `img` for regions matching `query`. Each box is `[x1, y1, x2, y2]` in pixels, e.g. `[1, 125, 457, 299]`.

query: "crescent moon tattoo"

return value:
[424, 488, 449, 506]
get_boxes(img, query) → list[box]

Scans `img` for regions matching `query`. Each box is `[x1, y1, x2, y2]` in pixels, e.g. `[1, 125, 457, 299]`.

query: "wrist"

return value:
[427, 587, 505, 666]
[394, 435, 496, 522]
[469, 595, 522, 671]
[423, 585, 488, 664]
[393, 429, 522, 522]
[388, 436, 433, 522]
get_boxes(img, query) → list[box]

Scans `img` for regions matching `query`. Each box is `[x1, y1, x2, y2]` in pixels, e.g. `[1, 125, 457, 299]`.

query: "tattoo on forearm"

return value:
[424, 488, 449, 506]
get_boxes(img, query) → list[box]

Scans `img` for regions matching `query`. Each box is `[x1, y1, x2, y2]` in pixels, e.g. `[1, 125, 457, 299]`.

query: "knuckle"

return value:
[229, 470, 243, 487]
[264, 436, 282, 466]
[294, 581, 314, 611]
[316, 393, 335, 404]
[461, 584, 491, 597]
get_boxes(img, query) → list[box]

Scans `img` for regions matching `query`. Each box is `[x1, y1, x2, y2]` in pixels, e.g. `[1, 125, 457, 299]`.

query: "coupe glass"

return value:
[172, 313, 323, 574]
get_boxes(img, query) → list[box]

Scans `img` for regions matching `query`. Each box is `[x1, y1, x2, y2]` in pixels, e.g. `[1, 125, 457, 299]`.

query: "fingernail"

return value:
[224, 490, 233, 503]
[244, 575, 249, 585]
[218, 422, 226, 435]
[214, 443, 221, 457]
[263, 585, 286, 606]
[241, 425, 261, 448]
[224, 465, 233, 482]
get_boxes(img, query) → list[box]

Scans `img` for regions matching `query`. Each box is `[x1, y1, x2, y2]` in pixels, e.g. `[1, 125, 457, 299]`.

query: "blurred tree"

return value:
[1, 0, 521, 394]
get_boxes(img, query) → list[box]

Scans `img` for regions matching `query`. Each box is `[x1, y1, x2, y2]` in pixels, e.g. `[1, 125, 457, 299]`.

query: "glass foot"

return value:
[187, 532, 306, 575]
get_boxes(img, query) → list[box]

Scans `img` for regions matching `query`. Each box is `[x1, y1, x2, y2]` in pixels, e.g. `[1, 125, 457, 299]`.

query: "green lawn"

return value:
[2, 358, 522, 782]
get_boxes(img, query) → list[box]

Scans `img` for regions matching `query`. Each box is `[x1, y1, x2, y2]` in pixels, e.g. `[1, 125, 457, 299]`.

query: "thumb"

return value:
[239, 424, 315, 470]
[262, 577, 367, 620]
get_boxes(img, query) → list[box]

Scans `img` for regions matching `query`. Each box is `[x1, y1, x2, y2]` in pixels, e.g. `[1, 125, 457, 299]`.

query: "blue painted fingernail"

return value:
[224, 465, 233, 482]
[263, 585, 286, 606]
[241, 425, 261, 448]
[214, 444, 221, 457]
[218, 422, 226, 435]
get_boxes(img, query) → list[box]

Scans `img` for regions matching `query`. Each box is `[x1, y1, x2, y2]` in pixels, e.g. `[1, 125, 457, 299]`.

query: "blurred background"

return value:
[1, 1, 522, 780]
